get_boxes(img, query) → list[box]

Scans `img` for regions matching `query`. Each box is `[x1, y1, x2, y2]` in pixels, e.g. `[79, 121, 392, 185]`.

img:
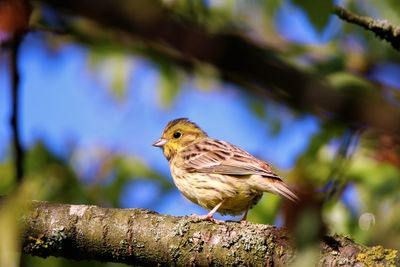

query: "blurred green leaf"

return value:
[0, 200, 22, 267]
[249, 194, 280, 224]
[264, 0, 283, 17]
[349, 158, 400, 199]
[158, 61, 183, 108]
[364, 0, 400, 26]
[0, 158, 14, 193]
[327, 72, 375, 93]
[87, 51, 132, 102]
[101, 156, 171, 207]
[25, 142, 85, 202]
[292, 0, 333, 32]
[323, 201, 352, 235]
[1, 177, 49, 267]
[194, 63, 220, 91]
[165, 0, 235, 32]
[249, 100, 266, 119]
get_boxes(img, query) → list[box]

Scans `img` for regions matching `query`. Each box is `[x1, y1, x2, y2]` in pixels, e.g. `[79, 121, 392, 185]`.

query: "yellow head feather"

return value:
[154, 118, 208, 160]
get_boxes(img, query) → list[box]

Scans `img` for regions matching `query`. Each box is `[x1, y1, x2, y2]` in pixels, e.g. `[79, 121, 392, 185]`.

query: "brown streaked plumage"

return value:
[153, 118, 298, 221]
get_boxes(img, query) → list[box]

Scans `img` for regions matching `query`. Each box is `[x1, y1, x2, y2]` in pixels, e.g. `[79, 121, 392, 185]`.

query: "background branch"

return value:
[10, 35, 24, 184]
[21, 200, 399, 266]
[0, 0, 31, 184]
[333, 5, 400, 51]
[37, 0, 400, 136]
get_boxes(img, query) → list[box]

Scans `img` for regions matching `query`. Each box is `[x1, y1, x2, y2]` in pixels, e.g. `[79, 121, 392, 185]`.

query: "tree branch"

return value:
[20, 200, 399, 266]
[10, 35, 24, 184]
[333, 5, 400, 51]
[1, 0, 31, 184]
[35, 0, 400, 135]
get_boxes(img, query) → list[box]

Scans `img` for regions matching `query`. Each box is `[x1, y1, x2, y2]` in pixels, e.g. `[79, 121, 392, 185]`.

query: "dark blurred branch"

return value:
[36, 0, 400, 135]
[323, 128, 362, 201]
[0, 0, 31, 183]
[333, 5, 400, 51]
[10, 35, 24, 184]
[20, 200, 399, 266]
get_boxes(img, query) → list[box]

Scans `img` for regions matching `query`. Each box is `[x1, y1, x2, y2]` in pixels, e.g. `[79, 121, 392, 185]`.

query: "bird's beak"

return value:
[152, 138, 167, 147]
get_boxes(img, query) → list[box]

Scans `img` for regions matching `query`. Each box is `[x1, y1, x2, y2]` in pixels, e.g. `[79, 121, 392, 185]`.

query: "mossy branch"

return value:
[19, 200, 399, 266]
[333, 5, 400, 51]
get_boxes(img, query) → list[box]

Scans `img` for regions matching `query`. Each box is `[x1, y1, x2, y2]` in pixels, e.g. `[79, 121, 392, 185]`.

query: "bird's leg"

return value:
[191, 200, 225, 223]
[240, 204, 250, 224]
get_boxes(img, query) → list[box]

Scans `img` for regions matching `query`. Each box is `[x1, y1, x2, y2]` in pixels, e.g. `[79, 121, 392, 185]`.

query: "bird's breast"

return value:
[169, 164, 263, 215]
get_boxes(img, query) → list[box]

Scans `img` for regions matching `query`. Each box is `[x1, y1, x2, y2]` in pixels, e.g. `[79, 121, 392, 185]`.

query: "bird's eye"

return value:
[173, 131, 182, 139]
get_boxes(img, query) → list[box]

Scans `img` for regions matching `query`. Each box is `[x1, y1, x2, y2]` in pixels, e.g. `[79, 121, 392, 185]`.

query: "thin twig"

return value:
[333, 5, 400, 51]
[323, 128, 362, 202]
[10, 35, 24, 183]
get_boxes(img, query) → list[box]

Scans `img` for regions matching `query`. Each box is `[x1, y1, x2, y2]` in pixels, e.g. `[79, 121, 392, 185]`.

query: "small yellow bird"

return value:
[153, 118, 298, 221]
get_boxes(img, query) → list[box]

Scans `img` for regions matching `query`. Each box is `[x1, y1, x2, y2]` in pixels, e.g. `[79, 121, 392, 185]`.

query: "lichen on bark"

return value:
[17, 200, 399, 266]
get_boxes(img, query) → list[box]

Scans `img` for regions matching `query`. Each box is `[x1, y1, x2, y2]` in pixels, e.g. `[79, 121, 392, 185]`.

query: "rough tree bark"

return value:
[21, 200, 399, 266]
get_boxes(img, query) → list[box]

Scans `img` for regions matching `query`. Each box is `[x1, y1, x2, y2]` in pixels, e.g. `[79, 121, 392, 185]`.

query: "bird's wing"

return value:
[178, 139, 281, 180]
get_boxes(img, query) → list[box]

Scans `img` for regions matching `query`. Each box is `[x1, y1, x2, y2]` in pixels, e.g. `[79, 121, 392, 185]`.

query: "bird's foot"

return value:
[190, 214, 223, 224]
[239, 219, 249, 225]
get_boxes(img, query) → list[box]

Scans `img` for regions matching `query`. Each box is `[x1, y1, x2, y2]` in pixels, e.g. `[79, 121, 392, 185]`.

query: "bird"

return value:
[153, 118, 298, 222]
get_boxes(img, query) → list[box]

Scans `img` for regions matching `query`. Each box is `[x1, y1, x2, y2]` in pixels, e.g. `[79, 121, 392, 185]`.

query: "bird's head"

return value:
[153, 118, 208, 160]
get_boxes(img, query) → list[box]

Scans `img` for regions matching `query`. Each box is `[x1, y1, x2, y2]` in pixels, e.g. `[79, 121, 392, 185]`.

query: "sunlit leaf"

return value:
[194, 63, 220, 91]
[87, 51, 133, 102]
[327, 72, 375, 93]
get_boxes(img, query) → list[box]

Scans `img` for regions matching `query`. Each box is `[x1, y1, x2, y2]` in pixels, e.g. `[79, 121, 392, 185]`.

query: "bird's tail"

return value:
[253, 177, 299, 202]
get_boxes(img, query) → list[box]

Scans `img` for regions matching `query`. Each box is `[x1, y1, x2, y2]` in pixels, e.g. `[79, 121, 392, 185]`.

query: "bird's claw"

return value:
[239, 219, 249, 225]
[190, 214, 223, 224]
